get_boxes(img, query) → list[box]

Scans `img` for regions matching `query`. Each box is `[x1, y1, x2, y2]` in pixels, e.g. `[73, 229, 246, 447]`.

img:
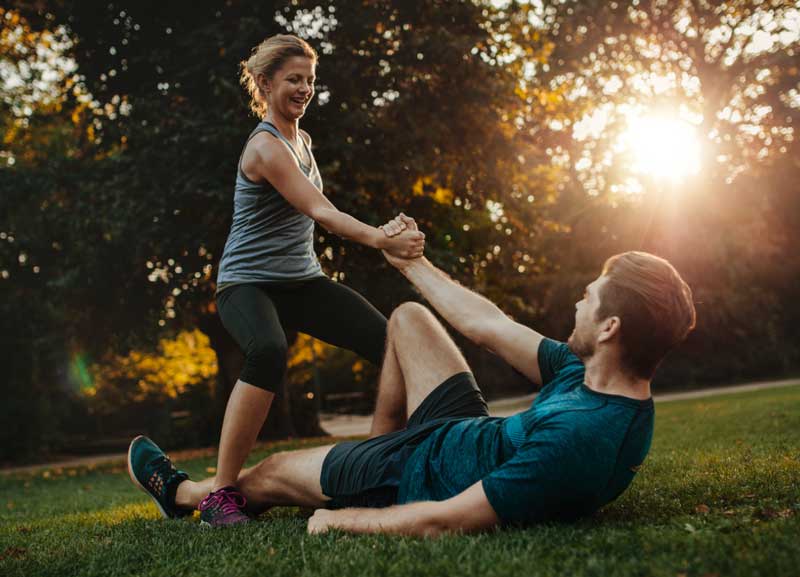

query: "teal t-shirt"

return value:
[397, 338, 654, 524]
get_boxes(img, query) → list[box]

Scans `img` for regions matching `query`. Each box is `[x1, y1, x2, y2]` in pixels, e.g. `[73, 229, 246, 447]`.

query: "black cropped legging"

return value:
[216, 277, 387, 392]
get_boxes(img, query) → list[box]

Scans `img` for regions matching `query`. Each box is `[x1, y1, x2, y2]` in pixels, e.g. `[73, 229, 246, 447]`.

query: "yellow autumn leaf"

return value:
[412, 176, 454, 204]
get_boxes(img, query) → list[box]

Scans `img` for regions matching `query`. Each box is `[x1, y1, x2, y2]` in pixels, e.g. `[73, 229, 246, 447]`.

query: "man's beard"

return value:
[567, 327, 595, 361]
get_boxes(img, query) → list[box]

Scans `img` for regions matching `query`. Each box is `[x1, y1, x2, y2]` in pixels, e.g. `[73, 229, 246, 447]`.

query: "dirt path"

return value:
[3, 377, 798, 476]
[321, 377, 800, 436]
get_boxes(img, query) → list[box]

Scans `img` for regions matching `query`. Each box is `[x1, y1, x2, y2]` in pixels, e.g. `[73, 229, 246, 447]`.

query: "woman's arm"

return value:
[246, 134, 424, 256]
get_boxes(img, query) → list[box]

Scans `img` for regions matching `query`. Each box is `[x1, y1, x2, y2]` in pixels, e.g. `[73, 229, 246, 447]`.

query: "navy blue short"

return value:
[320, 372, 489, 509]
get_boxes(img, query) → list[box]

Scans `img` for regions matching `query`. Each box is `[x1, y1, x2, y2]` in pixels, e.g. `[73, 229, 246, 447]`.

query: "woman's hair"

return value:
[240, 34, 318, 117]
[596, 251, 696, 379]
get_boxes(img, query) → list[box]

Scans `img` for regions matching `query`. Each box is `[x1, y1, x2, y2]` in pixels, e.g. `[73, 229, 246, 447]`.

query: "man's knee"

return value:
[388, 302, 438, 335]
[248, 452, 278, 478]
[243, 452, 285, 491]
[388, 302, 468, 377]
[238, 452, 284, 510]
[243, 447, 329, 508]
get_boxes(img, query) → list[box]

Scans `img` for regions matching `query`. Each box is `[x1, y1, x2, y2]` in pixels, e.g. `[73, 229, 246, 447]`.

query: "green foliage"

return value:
[87, 330, 217, 410]
[7, 0, 558, 327]
[2, 0, 559, 449]
[1, 386, 799, 577]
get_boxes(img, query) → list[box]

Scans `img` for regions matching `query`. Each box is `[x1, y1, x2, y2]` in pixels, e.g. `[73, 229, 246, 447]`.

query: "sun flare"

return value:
[619, 114, 702, 181]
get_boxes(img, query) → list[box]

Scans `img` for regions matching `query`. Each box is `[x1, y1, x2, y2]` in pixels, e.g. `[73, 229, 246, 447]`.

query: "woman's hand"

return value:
[383, 228, 425, 259]
[379, 214, 408, 238]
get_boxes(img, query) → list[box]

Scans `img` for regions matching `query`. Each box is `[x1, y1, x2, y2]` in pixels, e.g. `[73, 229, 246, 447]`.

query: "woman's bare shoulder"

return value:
[241, 131, 287, 179]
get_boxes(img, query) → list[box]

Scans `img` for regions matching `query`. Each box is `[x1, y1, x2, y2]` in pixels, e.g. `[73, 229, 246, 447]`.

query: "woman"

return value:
[202, 35, 423, 526]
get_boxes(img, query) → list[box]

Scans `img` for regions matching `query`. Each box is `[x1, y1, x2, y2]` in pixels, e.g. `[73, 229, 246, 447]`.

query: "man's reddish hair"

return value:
[597, 251, 696, 378]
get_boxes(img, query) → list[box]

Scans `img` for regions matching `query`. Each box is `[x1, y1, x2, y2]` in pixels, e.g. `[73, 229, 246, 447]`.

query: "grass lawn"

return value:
[1, 384, 799, 577]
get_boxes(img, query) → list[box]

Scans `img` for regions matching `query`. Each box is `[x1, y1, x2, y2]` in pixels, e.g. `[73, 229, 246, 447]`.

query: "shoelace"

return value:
[153, 456, 177, 477]
[147, 457, 178, 494]
[200, 488, 247, 515]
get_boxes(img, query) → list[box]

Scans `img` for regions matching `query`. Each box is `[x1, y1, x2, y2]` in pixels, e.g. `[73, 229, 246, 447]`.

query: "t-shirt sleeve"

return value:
[481, 433, 578, 525]
[537, 338, 581, 387]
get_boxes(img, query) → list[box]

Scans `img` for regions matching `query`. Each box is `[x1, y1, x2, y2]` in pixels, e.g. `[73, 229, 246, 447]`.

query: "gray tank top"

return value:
[216, 121, 325, 289]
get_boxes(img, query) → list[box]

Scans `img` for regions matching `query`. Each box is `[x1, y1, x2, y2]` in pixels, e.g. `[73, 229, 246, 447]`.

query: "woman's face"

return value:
[263, 56, 316, 121]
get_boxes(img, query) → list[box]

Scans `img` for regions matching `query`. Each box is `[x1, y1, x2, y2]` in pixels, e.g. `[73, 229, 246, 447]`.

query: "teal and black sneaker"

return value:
[127, 435, 192, 519]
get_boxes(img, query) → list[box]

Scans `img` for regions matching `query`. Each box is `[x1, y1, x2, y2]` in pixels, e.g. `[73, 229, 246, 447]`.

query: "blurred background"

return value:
[1, 0, 798, 463]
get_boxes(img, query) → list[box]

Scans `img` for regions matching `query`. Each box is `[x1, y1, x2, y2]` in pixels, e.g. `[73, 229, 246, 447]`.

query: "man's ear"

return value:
[597, 316, 621, 343]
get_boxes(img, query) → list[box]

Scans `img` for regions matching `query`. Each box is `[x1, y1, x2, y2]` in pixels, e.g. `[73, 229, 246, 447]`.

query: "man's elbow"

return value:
[399, 506, 451, 537]
[420, 510, 488, 537]
[414, 515, 450, 537]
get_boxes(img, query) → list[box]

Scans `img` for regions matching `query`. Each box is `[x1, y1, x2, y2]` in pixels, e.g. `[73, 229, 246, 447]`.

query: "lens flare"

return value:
[619, 114, 702, 181]
[70, 353, 94, 392]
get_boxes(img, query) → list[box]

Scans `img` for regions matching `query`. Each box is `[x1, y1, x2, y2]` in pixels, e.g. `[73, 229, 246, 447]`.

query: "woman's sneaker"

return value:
[127, 435, 193, 519]
[198, 486, 250, 527]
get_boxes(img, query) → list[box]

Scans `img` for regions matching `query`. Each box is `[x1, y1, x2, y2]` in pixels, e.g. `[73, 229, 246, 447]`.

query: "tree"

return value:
[7, 1, 796, 461]
[5, 0, 557, 444]
[511, 0, 800, 382]
[0, 7, 95, 460]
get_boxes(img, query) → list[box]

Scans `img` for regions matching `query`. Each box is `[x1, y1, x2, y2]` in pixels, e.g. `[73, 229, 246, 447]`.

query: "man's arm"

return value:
[390, 255, 545, 385]
[307, 481, 500, 537]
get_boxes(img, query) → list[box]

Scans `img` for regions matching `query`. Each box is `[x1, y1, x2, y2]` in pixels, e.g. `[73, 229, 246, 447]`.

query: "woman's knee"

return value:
[241, 338, 288, 391]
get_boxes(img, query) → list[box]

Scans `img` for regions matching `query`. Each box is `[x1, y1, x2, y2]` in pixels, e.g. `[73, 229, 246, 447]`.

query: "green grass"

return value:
[2, 385, 799, 577]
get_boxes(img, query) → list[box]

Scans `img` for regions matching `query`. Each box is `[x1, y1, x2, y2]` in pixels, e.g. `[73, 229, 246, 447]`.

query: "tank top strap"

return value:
[299, 130, 313, 161]
[236, 121, 310, 180]
[258, 121, 310, 168]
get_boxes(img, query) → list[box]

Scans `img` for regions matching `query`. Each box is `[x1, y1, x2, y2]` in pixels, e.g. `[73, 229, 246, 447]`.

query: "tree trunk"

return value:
[268, 330, 327, 439]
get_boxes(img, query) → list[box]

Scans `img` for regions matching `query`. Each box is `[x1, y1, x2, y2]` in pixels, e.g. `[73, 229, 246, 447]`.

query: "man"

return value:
[128, 219, 696, 535]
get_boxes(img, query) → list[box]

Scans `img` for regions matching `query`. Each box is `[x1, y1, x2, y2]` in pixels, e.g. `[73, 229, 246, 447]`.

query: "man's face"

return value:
[567, 275, 607, 360]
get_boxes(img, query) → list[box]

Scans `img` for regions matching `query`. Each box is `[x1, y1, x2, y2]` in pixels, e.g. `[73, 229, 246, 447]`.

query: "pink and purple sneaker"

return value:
[198, 486, 250, 527]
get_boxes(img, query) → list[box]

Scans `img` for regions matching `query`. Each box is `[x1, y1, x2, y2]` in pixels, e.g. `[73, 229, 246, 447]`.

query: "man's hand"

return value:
[382, 247, 419, 271]
[307, 509, 335, 535]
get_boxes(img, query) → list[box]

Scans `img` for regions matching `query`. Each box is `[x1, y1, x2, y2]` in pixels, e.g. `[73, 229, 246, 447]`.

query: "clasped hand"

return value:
[379, 213, 425, 262]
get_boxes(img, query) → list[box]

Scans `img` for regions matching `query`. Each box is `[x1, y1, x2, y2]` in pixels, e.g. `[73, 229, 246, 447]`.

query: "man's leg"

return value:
[172, 303, 467, 510]
[175, 444, 334, 514]
[369, 302, 470, 436]
[369, 336, 406, 436]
